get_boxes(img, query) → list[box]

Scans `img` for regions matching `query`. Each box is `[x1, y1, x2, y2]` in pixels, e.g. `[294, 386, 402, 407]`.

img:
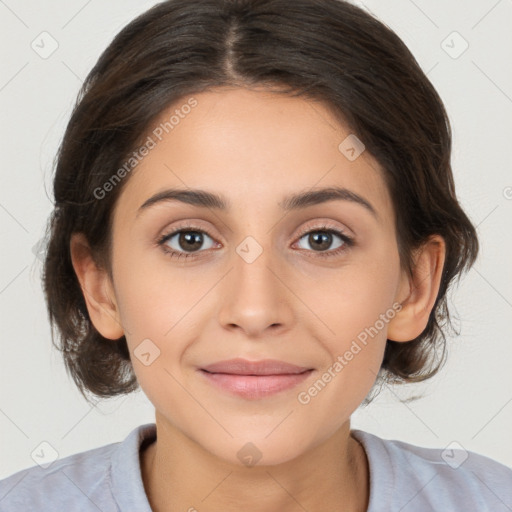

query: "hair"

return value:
[42, 0, 478, 404]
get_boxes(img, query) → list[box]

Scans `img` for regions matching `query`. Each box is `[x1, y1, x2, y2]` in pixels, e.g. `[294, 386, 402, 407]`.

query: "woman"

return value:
[1, 1, 510, 510]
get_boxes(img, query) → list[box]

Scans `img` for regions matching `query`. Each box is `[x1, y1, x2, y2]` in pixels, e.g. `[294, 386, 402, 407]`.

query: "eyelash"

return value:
[156, 222, 354, 261]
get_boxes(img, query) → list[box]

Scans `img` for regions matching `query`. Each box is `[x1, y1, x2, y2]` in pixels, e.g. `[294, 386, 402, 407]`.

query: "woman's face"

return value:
[107, 87, 407, 465]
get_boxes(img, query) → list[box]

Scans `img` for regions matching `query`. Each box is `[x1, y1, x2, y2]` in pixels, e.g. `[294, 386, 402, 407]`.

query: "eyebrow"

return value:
[137, 186, 378, 220]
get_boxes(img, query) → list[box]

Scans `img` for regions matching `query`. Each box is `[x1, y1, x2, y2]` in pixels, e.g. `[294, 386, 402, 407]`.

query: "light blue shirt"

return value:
[1, 423, 511, 510]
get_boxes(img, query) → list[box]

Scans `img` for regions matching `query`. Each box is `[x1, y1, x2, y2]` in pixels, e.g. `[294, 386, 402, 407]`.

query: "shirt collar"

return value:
[351, 428, 393, 512]
[110, 422, 156, 511]
[109, 423, 386, 512]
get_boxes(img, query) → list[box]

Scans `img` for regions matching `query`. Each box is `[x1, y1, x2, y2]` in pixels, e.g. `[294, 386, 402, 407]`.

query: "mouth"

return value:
[201, 358, 312, 375]
[198, 358, 315, 400]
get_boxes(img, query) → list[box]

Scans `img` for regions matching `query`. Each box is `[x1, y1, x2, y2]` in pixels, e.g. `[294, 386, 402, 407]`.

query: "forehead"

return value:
[113, 87, 393, 225]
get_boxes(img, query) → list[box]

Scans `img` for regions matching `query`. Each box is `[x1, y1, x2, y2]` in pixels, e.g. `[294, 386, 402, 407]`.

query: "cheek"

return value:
[304, 241, 401, 394]
[296, 290, 396, 434]
[309, 246, 400, 346]
[113, 244, 208, 337]
[113, 253, 219, 396]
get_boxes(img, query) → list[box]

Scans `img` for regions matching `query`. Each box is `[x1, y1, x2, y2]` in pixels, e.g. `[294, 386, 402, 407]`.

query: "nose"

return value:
[217, 240, 295, 338]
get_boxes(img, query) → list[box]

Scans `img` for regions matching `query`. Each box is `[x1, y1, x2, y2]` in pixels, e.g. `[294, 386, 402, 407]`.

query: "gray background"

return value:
[1, 0, 511, 478]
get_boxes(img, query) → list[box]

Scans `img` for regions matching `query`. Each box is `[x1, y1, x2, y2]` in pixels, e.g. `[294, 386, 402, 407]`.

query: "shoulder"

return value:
[0, 441, 118, 511]
[352, 429, 512, 512]
[0, 423, 156, 512]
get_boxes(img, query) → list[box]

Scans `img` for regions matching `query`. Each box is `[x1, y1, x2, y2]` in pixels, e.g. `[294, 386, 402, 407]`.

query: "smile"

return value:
[199, 370, 315, 399]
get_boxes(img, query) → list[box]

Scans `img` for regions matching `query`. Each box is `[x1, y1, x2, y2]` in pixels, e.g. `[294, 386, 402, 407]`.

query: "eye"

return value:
[294, 224, 354, 257]
[157, 226, 217, 260]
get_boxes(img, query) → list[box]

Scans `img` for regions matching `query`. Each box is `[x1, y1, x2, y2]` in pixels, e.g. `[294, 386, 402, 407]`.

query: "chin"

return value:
[198, 427, 316, 469]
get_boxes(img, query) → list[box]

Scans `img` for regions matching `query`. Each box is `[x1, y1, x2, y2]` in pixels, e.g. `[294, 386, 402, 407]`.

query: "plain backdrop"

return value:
[1, 0, 511, 479]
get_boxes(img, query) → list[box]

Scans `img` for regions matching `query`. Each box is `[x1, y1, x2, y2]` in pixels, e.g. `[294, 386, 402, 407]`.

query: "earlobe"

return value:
[69, 232, 124, 340]
[387, 235, 446, 342]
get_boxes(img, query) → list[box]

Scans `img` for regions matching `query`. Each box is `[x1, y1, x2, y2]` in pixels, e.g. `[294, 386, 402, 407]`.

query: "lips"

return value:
[200, 358, 312, 375]
[198, 358, 314, 400]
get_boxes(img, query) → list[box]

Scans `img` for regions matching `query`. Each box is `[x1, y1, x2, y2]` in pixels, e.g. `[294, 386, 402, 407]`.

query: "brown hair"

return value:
[42, 0, 478, 404]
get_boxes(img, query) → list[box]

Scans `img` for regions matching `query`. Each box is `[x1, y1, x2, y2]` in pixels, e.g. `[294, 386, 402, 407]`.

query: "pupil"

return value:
[180, 231, 203, 252]
[310, 232, 331, 251]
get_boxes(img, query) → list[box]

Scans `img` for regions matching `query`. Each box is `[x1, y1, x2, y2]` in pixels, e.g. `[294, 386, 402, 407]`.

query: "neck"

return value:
[140, 415, 369, 512]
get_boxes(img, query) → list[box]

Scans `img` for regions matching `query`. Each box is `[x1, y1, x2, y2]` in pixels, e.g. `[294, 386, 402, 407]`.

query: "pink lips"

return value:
[199, 358, 314, 400]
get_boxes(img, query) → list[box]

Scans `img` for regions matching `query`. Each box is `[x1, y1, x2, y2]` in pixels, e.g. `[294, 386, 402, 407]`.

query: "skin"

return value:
[70, 87, 445, 512]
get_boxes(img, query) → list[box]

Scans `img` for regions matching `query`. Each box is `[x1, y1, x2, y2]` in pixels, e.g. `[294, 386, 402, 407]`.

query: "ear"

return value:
[69, 232, 124, 340]
[387, 235, 446, 342]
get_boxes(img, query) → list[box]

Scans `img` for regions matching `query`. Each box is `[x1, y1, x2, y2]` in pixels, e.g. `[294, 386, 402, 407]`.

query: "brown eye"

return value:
[292, 221, 355, 260]
[157, 226, 217, 260]
[296, 229, 351, 253]
[175, 231, 205, 252]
